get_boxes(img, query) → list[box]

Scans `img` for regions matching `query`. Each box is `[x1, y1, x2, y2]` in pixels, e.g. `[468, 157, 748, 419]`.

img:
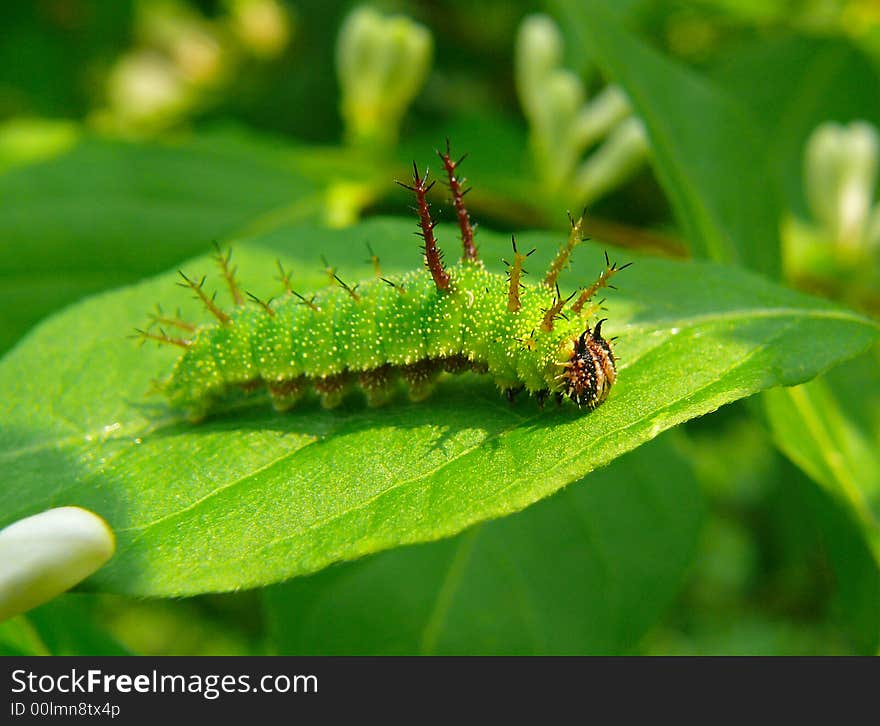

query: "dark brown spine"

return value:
[399, 162, 451, 291]
[438, 140, 478, 261]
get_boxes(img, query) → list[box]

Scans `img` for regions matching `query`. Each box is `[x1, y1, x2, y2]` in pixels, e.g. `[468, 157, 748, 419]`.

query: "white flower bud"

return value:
[569, 86, 632, 155]
[573, 117, 650, 207]
[227, 0, 292, 59]
[514, 13, 647, 208]
[515, 14, 566, 126]
[0, 507, 115, 622]
[336, 6, 433, 147]
[105, 51, 189, 128]
[805, 120, 879, 251]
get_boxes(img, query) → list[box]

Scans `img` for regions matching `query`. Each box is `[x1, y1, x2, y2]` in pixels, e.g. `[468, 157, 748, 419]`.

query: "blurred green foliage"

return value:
[1, 0, 879, 655]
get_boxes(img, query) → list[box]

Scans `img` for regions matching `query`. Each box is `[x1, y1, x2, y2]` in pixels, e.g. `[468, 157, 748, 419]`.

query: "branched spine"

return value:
[334, 273, 361, 301]
[366, 242, 381, 277]
[134, 327, 191, 348]
[148, 304, 195, 332]
[571, 251, 632, 314]
[275, 260, 293, 295]
[545, 212, 586, 288]
[505, 235, 534, 313]
[214, 243, 244, 306]
[397, 162, 451, 291]
[246, 291, 276, 317]
[540, 284, 577, 332]
[438, 139, 478, 261]
[177, 271, 230, 324]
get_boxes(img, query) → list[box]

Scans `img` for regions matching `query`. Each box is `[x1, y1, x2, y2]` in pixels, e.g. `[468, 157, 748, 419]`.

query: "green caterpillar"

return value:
[139, 145, 627, 419]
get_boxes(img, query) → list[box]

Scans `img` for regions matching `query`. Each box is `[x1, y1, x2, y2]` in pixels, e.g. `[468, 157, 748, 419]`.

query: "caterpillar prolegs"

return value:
[139, 144, 629, 419]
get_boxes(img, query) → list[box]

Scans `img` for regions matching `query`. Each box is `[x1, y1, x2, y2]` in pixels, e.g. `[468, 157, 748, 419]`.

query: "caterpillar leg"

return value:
[314, 373, 351, 409]
[359, 365, 396, 407]
[401, 360, 441, 402]
[504, 385, 525, 404]
[441, 354, 473, 375]
[268, 377, 306, 412]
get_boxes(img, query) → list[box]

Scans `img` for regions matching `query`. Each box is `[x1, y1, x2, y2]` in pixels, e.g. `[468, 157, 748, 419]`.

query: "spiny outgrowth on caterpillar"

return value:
[380, 276, 406, 295]
[320, 255, 337, 285]
[505, 235, 534, 313]
[540, 284, 577, 332]
[571, 251, 632, 314]
[213, 243, 244, 306]
[333, 273, 360, 301]
[275, 259, 293, 294]
[366, 242, 382, 277]
[176, 271, 230, 324]
[438, 138, 478, 262]
[133, 303, 196, 348]
[133, 326, 191, 349]
[148, 304, 195, 333]
[275, 259, 318, 310]
[291, 287, 318, 311]
[397, 162, 451, 291]
[544, 211, 586, 288]
[246, 291, 276, 317]
[515, 328, 538, 352]
[140, 143, 630, 419]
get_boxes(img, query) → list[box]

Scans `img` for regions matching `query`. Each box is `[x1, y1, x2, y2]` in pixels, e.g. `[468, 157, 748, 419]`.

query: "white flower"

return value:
[514, 14, 648, 208]
[337, 6, 433, 147]
[805, 120, 879, 253]
[0, 507, 115, 622]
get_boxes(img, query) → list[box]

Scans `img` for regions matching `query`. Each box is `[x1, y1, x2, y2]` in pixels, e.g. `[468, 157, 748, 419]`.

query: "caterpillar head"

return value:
[559, 319, 617, 409]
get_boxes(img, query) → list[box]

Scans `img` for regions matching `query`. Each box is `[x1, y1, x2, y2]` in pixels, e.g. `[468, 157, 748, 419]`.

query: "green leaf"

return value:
[551, 0, 781, 275]
[777, 457, 880, 655]
[763, 349, 880, 557]
[1, 218, 876, 597]
[0, 596, 133, 656]
[0, 616, 49, 656]
[264, 434, 703, 654]
[0, 118, 79, 175]
[15, 596, 131, 656]
[763, 350, 880, 652]
[0, 132, 322, 355]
